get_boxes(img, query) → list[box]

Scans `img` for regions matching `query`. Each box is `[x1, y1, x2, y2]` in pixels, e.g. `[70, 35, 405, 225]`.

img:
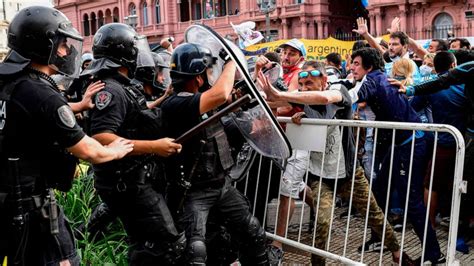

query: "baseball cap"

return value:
[279, 38, 307, 58]
[81, 53, 94, 64]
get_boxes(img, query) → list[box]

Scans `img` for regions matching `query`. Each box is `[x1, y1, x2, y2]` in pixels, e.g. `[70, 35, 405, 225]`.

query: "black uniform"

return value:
[161, 91, 269, 265]
[88, 72, 185, 265]
[0, 55, 82, 265]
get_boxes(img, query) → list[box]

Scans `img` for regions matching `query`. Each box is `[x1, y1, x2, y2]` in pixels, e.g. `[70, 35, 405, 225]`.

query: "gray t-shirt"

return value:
[304, 83, 353, 179]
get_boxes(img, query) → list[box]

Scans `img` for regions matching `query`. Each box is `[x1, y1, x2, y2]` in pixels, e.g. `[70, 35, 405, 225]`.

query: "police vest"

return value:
[92, 78, 166, 188]
[175, 107, 234, 186]
[0, 71, 77, 193]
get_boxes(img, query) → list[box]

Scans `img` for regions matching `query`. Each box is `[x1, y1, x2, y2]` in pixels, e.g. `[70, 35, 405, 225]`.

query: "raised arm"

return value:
[200, 61, 237, 114]
[353, 17, 385, 54]
[387, 17, 427, 59]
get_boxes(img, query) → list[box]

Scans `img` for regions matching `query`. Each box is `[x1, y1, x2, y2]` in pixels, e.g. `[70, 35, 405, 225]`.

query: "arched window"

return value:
[129, 3, 137, 15]
[433, 12, 453, 39]
[142, 1, 148, 25]
[90, 12, 97, 35]
[155, 0, 161, 24]
[98, 10, 104, 28]
[105, 9, 112, 24]
[83, 13, 90, 36]
[113, 7, 119, 22]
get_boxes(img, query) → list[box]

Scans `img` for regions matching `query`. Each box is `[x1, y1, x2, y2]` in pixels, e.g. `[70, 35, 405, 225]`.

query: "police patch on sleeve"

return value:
[95, 91, 113, 110]
[57, 105, 76, 128]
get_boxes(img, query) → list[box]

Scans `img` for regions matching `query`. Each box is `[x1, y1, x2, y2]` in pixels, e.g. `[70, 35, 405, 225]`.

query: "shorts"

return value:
[280, 150, 310, 199]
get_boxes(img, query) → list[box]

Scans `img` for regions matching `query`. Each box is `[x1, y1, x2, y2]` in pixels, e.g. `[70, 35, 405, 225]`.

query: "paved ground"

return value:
[265, 200, 474, 265]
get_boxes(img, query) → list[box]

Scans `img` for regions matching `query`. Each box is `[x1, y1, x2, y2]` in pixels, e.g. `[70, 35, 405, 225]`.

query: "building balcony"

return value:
[135, 24, 165, 37]
[248, 3, 306, 21]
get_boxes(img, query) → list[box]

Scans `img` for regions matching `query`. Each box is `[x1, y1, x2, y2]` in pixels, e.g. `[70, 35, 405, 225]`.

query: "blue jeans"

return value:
[373, 136, 441, 260]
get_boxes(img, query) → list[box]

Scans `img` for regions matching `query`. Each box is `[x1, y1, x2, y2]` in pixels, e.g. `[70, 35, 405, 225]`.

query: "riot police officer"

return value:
[135, 52, 174, 108]
[78, 52, 174, 242]
[85, 23, 185, 265]
[0, 6, 134, 265]
[161, 43, 269, 265]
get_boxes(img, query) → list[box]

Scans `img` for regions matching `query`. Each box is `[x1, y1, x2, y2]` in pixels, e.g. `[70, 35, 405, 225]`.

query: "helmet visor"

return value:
[135, 36, 155, 69]
[49, 35, 83, 78]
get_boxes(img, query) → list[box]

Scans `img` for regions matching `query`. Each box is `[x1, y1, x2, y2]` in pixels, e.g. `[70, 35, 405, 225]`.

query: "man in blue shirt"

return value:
[351, 48, 444, 264]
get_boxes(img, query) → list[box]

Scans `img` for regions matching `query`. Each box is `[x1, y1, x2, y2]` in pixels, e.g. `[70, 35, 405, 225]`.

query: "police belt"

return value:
[3, 194, 44, 213]
[102, 160, 158, 193]
[189, 172, 227, 190]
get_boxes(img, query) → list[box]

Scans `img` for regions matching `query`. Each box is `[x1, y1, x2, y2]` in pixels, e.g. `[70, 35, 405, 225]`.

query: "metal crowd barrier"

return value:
[236, 118, 466, 265]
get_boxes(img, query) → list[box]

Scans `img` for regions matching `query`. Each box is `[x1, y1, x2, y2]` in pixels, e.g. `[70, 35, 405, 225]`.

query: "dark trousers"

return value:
[373, 136, 441, 261]
[0, 205, 79, 265]
[98, 182, 182, 265]
[180, 179, 267, 264]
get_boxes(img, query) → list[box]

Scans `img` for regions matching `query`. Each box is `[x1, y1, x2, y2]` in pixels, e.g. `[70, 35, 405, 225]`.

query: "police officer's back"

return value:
[0, 6, 133, 265]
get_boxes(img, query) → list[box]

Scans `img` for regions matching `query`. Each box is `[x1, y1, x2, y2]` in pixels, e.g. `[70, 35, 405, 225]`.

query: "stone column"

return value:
[416, 7, 424, 39]
[323, 20, 329, 38]
[188, 0, 192, 20]
[316, 20, 323, 39]
[369, 14, 376, 35]
[375, 8, 383, 36]
[301, 17, 308, 39]
[307, 20, 315, 39]
[399, 6, 407, 32]
[281, 18, 288, 39]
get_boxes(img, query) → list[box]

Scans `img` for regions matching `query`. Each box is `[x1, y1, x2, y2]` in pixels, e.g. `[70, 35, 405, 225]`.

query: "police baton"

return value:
[174, 94, 252, 144]
[8, 158, 24, 229]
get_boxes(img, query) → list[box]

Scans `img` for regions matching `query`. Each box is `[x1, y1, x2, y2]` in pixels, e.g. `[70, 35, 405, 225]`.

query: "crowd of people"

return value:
[257, 16, 474, 265]
[0, 5, 473, 266]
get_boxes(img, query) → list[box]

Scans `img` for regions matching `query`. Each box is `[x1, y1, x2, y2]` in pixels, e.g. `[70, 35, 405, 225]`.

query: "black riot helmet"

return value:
[7, 6, 83, 77]
[92, 23, 154, 76]
[170, 43, 217, 87]
[135, 52, 169, 90]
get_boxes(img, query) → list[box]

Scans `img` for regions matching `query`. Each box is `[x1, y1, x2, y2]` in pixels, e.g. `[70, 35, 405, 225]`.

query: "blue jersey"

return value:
[356, 70, 421, 144]
[411, 83, 468, 147]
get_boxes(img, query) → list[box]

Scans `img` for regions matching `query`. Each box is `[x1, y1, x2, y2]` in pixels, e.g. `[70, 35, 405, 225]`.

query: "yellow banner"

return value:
[246, 36, 389, 60]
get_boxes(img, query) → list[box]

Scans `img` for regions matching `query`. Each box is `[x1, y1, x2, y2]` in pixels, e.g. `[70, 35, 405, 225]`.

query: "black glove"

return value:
[219, 48, 231, 65]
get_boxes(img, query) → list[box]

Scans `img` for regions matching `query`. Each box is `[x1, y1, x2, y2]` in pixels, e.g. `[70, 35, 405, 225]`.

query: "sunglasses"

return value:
[298, 70, 322, 79]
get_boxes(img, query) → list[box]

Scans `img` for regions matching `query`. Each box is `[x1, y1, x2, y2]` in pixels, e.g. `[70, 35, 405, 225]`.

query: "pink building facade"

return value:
[55, 0, 367, 52]
[55, 0, 473, 52]
[366, 0, 474, 40]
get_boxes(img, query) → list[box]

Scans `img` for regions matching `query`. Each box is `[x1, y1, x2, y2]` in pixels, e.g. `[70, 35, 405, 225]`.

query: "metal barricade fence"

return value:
[236, 118, 466, 265]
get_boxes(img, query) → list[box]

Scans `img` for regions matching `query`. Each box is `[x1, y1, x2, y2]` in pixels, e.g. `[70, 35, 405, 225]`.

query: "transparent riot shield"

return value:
[184, 24, 291, 160]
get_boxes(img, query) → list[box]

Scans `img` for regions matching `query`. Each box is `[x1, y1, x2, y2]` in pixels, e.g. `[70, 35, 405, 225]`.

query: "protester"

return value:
[450, 38, 471, 50]
[350, 47, 444, 264]
[259, 60, 416, 265]
[428, 39, 449, 53]
[325, 52, 346, 81]
[409, 51, 468, 233]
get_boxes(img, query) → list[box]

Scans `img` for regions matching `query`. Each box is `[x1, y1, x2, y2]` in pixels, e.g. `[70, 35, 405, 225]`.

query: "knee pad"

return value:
[245, 215, 266, 242]
[129, 233, 187, 266]
[169, 232, 186, 259]
[243, 215, 268, 264]
[186, 238, 207, 265]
